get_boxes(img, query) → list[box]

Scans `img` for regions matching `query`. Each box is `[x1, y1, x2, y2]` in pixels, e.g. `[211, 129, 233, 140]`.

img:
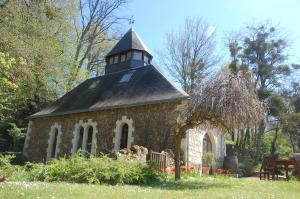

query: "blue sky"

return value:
[118, 0, 300, 66]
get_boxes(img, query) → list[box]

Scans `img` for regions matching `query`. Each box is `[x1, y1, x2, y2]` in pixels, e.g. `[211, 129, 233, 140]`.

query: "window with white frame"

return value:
[120, 124, 129, 149]
[71, 119, 98, 155]
[46, 122, 62, 160]
[75, 126, 84, 152]
[113, 116, 134, 152]
[86, 126, 93, 153]
[50, 129, 58, 158]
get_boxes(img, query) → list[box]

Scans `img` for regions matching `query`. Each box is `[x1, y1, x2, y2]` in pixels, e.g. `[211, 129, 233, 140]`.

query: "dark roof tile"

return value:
[106, 28, 152, 57]
[30, 65, 188, 118]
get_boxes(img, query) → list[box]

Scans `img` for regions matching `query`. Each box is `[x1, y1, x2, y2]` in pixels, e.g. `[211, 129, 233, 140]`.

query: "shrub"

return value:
[0, 154, 16, 179]
[9, 154, 165, 185]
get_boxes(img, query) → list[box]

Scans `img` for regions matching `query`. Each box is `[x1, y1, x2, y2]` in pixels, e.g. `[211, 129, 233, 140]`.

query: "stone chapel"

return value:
[23, 28, 226, 168]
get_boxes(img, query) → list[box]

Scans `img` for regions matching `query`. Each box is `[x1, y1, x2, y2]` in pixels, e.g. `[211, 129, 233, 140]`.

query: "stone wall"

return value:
[24, 102, 180, 162]
[181, 126, 227, 170]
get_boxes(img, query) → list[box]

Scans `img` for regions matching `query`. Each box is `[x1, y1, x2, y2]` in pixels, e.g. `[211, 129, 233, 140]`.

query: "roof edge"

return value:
[28, 96, 189, 119]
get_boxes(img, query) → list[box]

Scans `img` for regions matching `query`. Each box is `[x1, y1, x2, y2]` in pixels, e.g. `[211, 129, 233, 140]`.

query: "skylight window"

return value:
[119, 71, 135, 83]
[89, 80, 100, 89]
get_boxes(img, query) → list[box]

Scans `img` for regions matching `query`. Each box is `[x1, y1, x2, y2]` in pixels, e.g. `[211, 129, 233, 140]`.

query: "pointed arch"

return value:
[46, 122, 63, 160]
[71, 119, 98, 155]
[113, 116, 134, 152]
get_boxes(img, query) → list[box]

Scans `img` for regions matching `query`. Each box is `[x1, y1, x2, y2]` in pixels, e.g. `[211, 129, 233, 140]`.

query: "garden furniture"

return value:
[259, 154, 279, 180]
[275, 157, 296, 181]
[292, 153, 300, 180]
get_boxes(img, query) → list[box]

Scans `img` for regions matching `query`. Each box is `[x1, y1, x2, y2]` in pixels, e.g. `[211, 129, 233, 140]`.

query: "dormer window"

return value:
[133, 51, 142, 60]
[113, 55, 119, 64]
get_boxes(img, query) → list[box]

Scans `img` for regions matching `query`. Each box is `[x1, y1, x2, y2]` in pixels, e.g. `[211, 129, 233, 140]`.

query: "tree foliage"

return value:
[227, 23, 295, 162]
[0, 0, 127, 152]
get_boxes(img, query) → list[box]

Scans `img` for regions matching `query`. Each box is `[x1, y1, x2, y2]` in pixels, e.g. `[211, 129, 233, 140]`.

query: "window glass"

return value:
[89, 80, 100, 89]
[87, 126, 93, 154]
[109, 57, 113, 65]
[144, 55, 149, 64]
[76, 127, 84, 152]
[119, 71, 135, 83]
[133, 51, 142, 60]
[126, 51, 131, 60]
[120, 124, 129, 149]
[203, 134, 212, 154]
[121, 54, 126, 62]
[51, 129, 58, 158]
[113, 55, 119, 64]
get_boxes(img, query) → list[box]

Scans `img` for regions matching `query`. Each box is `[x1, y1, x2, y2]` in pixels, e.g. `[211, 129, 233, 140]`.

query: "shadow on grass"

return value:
[143, 178, 233, 191]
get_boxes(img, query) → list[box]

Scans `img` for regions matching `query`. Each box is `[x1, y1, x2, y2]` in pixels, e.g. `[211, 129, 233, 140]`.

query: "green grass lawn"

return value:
[0, 176, 299, 199]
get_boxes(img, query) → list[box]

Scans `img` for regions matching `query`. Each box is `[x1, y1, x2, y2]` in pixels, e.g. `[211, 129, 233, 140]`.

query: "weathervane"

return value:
[129, 16, 135, 28]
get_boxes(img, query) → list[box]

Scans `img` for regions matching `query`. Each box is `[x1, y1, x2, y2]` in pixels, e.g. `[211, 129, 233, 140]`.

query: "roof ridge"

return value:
[153, 65, 189, 97]
[106, 28, 152, 57]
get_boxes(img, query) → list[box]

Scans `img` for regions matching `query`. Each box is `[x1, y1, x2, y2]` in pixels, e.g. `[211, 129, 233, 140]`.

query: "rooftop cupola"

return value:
[105, 28, 153, 74]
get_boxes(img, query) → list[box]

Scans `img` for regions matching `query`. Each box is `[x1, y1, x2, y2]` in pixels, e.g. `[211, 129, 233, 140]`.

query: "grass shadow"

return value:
[143, 177, 233, 191]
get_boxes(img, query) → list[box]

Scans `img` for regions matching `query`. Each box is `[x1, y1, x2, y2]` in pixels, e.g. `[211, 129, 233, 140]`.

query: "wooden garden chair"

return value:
[259, 154, 279, 180]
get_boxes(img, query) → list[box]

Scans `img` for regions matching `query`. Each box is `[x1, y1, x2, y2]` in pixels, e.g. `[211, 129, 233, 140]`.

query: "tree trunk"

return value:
[271, 124, 279, 155]
[289, 132, 296, 153]
[255, 120, 265, 163]
[175, 133, 182, 181]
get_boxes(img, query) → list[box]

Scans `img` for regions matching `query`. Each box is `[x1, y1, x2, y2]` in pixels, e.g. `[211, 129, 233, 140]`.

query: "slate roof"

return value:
[30, 65, 188, 118]
[106, 28, 152, 57]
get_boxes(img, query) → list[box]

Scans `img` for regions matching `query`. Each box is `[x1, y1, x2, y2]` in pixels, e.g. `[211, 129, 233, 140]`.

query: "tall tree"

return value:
[159, 17, 218, 94]
[228, 23, 291, 162]
[67, 0, 128, 90]
[0, 0, 71, 151]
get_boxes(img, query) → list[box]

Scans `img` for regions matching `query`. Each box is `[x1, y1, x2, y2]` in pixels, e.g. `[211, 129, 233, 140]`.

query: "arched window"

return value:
[47, 123, 62, 160]
[203, 134, 212, 154]
[87, 126, 93, 153]
[50, 129, 59, 158]
[76, 127, 84, 152]
[71, 119, 98, 155]
[120, 124, 129, 149]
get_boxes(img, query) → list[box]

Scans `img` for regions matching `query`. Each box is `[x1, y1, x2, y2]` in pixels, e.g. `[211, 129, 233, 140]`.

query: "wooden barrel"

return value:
[223, 155, 238, 174]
